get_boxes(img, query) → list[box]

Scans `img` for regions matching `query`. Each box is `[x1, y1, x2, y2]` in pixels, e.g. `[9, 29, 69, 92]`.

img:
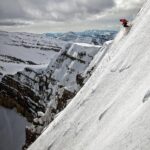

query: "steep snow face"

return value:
[29, 1, 150, 150]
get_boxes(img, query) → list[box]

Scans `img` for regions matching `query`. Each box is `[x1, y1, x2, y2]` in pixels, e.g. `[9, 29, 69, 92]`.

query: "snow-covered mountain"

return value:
[0, 31, 66, 76]
[46, 30, 116, 45]
[0, 30, 116, 77]
[0, 30, 115, 149]
[28, 0, 150, 150]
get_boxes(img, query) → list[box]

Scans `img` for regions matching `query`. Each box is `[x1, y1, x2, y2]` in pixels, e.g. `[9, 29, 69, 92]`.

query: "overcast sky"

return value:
[0, 0, 145, 33]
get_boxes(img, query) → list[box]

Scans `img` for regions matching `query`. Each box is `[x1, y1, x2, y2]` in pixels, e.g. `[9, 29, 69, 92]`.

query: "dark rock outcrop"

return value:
[0, 75, 45, 121]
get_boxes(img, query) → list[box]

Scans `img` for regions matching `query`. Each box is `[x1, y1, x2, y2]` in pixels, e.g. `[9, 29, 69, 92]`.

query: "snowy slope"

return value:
[29, 0, 150, 150]
[0, 31, 63, 75]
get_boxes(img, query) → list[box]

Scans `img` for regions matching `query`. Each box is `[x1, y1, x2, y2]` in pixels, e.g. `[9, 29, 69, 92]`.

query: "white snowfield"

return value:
[0, 31, 62, 75]
[29, 0, 150, 150]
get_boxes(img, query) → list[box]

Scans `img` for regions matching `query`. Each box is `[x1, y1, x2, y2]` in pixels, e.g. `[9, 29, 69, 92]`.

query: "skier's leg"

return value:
[123, 23, 129, 27]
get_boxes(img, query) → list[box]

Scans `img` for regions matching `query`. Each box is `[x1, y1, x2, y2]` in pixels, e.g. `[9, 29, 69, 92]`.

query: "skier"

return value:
[120, 19, 129, 27]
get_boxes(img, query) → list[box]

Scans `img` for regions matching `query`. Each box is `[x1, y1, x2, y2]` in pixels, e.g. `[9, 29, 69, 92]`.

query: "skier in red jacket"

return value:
[120, 19, 129, 27]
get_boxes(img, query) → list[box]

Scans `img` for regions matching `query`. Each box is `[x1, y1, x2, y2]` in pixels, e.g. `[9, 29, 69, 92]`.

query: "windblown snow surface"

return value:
[29, 1, 150, 150]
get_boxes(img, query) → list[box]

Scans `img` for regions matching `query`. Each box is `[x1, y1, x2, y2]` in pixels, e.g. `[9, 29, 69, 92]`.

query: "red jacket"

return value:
[120, 19, 128, 24]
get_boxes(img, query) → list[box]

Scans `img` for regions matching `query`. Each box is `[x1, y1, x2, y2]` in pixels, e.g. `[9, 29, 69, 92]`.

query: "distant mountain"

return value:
[46, 30, 117, 45]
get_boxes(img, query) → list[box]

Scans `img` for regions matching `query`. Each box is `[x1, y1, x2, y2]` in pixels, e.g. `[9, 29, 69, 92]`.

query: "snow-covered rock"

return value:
[28, 0, 150, 150]
[0, 42, 101, 119]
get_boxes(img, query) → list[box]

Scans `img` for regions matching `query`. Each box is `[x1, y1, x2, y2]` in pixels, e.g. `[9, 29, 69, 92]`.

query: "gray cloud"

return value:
[0, 0, 28, 20]
[0, 0, 115, 22]
[0, 0, 146, 32]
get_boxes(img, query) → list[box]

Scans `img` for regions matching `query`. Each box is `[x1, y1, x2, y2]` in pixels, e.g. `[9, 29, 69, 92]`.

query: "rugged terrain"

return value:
[0, 30, 116, 149]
